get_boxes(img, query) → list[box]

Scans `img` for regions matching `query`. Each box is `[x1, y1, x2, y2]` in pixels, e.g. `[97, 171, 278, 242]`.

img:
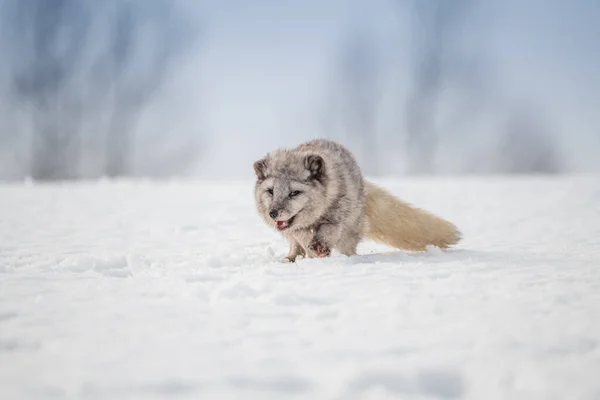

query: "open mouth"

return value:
[275, 216, 295, 230]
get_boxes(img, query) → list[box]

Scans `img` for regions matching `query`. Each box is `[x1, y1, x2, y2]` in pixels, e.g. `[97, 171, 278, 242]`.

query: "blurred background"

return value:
[0, 0, 599, 181]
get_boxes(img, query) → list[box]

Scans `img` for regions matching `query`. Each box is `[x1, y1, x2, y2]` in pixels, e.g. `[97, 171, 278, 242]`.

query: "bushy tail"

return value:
[364, 181, 461, 251]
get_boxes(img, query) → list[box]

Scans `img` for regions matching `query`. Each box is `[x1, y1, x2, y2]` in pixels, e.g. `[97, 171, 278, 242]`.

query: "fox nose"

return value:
[269, 210, 278, 219]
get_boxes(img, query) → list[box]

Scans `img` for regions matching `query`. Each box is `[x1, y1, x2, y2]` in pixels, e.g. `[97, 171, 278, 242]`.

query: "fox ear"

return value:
[253, 158, 268, 180]
[304, 154, 324, 180]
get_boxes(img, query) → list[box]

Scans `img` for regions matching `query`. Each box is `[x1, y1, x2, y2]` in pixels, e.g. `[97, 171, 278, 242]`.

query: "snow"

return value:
[1, 175, 599, 400]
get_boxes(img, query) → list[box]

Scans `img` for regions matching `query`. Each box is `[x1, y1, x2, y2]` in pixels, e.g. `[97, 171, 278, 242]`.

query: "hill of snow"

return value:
[1, 175, 599, 399]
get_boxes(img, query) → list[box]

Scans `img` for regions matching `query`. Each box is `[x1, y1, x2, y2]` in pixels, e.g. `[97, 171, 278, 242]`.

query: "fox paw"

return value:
[284, 254, 304, 263]
[309, 242, 331, 258]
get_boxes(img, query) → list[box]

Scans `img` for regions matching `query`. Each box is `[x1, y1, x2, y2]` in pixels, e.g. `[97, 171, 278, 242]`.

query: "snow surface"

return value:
[1, 175, 599, 400]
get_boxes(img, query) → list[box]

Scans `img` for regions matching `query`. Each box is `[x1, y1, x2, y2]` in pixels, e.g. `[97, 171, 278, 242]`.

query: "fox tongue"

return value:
[276, 220, 289, 229]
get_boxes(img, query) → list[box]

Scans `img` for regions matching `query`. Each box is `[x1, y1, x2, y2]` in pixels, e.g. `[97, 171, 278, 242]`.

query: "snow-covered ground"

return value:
[1, 175, 599, 400]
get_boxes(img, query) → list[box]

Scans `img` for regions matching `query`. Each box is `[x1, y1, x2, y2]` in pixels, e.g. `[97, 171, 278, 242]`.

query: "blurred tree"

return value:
[92, 0, 198, 177]
[497, 110, 563, 174]
[403, 0, 473, 174]
[3, 0, 200, 180]
[402, 0, 563, 174]
[323, 28, 382, 175]
[9, 0, 90, 180]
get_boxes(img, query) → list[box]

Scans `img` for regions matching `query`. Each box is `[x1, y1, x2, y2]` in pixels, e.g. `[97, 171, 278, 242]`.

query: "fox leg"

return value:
[307, 223, 342, 258]
[336, 230, 361, 256]
[285, 239, 305, 262]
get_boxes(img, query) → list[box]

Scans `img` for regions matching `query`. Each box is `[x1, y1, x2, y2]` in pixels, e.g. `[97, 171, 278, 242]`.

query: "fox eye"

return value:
[288, 191, 301, 198]
[266, 188, 273, 196]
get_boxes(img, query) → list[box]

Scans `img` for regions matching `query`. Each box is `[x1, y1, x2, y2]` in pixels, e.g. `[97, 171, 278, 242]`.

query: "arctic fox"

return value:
[253, 139, 461, 262]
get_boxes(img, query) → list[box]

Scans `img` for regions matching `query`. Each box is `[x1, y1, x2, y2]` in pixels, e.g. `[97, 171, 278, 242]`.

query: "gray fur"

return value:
[253, 139, 368, 261]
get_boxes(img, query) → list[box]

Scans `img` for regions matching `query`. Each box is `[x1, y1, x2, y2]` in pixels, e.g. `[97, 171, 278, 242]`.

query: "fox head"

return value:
[253, 150, 328, 231]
